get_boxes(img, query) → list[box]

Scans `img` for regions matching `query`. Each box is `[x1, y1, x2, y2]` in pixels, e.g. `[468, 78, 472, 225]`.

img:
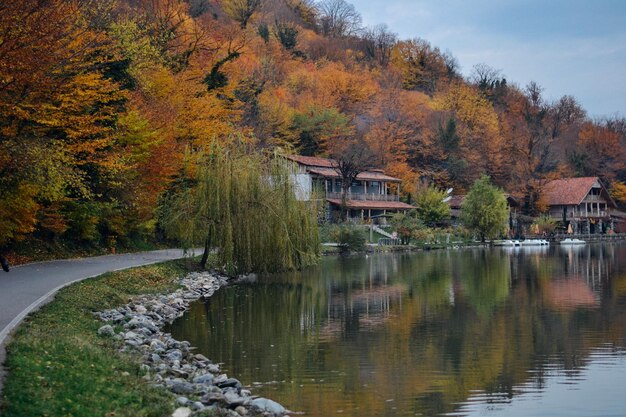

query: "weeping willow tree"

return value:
[161, 147, 320, 274]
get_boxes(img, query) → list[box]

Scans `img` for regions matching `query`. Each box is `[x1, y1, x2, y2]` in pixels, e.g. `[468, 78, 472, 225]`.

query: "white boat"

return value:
[521, 239, 550, 246]
[494, 239, 521, 247]
[559, 238, 586, 245]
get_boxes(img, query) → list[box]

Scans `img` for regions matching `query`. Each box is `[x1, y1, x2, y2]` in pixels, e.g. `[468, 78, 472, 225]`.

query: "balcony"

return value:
[326, 191, 399, 202]
[565, 211, 609, 219]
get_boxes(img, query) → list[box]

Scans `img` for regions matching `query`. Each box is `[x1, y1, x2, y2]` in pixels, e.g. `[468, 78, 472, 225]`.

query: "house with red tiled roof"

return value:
[284, 155, 414, 223]
[543, 177, 618, 233]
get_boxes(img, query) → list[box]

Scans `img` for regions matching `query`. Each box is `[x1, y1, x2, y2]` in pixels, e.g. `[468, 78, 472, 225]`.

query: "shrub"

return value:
[330, 224, 366, 252]
[532, 214, 558, 234]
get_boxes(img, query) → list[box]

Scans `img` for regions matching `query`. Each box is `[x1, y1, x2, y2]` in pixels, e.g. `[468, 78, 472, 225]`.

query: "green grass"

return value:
[1, 259, 200, 417]
[5, 235, 169, 266]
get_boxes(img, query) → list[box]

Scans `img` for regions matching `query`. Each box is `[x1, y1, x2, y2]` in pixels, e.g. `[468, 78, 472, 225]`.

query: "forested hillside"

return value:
[1, 0, 625, 253]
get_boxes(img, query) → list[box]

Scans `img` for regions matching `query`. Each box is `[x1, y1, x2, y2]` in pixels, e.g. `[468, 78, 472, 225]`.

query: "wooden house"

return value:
[542, 177, 618, 233]
[285, 155, 414, 223]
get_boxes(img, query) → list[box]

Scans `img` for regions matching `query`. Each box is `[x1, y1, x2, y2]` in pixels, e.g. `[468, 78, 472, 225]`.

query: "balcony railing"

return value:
[549, 211, 610, 219]
[326, 191, 399, 202]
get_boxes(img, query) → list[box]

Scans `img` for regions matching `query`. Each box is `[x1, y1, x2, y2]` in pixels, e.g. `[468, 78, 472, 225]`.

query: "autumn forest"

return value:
[2, 0, 625, 254]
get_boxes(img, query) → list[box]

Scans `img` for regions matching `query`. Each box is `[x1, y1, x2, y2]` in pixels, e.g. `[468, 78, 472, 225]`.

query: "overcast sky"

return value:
[350, 0, 626, 118]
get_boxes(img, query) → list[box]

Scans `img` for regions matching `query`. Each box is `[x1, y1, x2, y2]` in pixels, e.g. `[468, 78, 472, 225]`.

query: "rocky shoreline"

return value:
[96, 271, 289, 417]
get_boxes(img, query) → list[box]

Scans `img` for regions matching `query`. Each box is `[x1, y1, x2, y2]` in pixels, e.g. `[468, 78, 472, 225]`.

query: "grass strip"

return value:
[1, 259, 199, 417]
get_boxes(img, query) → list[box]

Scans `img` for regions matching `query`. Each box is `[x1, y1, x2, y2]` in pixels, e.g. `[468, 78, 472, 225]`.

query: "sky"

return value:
[349, 0, 626, 118]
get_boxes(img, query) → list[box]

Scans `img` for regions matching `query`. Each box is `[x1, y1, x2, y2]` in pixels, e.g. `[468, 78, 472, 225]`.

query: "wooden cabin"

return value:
[542, 177, 618, 234]
[285, 155, 414, 223]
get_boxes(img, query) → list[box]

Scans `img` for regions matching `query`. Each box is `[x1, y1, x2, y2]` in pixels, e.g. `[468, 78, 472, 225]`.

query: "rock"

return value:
[176, 396, 189, 406]
[135, 305, 147, 314]
[194, 353, 211, 363]
[99, 310, 125, 322]
[169, 368, 189, 378]
[97, 325, 115, 337]
[133, 327, 153, 337]
[201, 391, 225, 404]
[217, 378, 242, 390]
[171, 407, 192, 417]
[235, 406, 248, 416]
[249, 398, 286, 415]
[150, 339, 167, 352]
[191, 401, 205, 411]
[125, 338, 142, 348]
[166, 349, 183, 363]
[214, 374, 228, 385]
[192, 374, 214, 385]
[171, 383, 195, 395]
[128, 316, 159, 333]
[223, 389, 246, 406]
[123, 331, 139, 340]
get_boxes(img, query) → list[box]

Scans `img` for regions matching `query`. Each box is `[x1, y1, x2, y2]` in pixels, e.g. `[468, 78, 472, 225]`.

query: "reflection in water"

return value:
[167, 243, 626, 417]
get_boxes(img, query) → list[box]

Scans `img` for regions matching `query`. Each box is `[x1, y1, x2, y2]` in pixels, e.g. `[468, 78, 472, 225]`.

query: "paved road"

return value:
[0, 249, 197, 396]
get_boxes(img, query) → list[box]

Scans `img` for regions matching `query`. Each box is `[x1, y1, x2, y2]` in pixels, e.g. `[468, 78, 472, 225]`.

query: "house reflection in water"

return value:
[539, 244, 615, 311]
[315, 255, 408, 341]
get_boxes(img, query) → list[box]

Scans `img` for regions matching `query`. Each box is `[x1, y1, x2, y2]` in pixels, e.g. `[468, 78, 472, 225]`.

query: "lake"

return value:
[167, 243, 626, 416]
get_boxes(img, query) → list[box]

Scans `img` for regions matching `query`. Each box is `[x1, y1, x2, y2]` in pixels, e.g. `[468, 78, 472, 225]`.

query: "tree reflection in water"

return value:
[167, 243, 626, 417]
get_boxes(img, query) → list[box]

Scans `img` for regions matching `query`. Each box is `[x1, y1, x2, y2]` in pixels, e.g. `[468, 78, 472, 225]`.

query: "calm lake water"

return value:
[168, 243, 626, 417]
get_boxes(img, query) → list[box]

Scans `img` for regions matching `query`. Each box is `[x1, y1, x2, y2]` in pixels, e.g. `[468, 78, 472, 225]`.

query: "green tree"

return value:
[390, 212, 423, 245]
[413, 184, 450, 226]
[329, 224, 366, 252]
[460, 175, 508, 242]
[160, 146, 320, 273]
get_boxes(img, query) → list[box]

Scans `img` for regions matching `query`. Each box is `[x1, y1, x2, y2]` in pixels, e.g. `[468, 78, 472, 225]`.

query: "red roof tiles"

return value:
[542, 177, 609, 206]
[284, 155, 336, 168]
[284, 154, 402, 182]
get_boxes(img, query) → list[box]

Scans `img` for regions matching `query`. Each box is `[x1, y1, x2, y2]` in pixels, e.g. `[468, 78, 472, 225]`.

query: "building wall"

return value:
[293, 173, 312, 201]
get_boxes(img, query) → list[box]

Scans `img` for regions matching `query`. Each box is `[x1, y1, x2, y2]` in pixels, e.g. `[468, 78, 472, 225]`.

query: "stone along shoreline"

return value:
[96, 272, 289, 417]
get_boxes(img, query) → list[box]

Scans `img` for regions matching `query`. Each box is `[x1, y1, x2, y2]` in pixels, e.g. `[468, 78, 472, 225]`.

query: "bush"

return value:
[531, 214, 557, 234]
[327, 224, 366, 252]
[390, 212, 424, 244]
